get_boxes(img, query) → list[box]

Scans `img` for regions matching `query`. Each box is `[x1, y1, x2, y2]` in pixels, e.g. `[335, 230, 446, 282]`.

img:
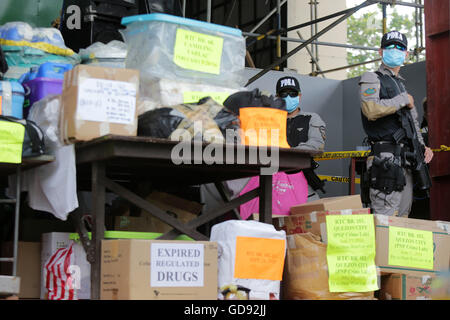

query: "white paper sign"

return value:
[76, 78, 137, 124]
[150, 243, 204, 287]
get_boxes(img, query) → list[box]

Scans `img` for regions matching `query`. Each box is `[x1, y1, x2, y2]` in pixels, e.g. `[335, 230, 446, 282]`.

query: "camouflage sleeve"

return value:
[359, 72, 410, 121]
[410, 106, 425, 146]
[295, 113, 326, 151]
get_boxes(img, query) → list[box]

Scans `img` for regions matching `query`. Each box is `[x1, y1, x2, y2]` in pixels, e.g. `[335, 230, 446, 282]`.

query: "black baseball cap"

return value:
[276, 76, 301, 94]
[381, 30, 408, 49]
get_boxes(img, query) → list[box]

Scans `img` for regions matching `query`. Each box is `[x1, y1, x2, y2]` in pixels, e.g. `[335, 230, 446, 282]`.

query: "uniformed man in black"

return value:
[276, 76, 326, 201]
[359, 30, 433, 217]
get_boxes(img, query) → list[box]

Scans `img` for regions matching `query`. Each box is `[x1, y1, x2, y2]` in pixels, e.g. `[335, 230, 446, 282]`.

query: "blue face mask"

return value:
[283, 96, 300, 113]
[382, 48, 406, 68]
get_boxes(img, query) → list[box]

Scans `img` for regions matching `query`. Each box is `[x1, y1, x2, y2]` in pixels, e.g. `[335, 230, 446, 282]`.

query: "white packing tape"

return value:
[436, 222, 450, 235]
[375, 214, 389, 226]
[340, 209, 353, 215]
[287, 235, 296, 249]
[310, 212, 317, 223]
[320, 223, 327, 243]
[422, 275, 432, 285]
[278, 217, 285, 228]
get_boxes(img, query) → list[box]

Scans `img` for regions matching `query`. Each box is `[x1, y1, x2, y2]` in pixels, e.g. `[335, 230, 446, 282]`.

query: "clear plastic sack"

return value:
[120, 13, 246, 88]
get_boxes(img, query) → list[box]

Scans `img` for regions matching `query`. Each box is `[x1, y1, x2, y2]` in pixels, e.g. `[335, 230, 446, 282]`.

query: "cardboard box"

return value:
[374, 215, 450, 276]
[60, 64, 139, 143]
[379, 273, 441, 300]
[274, 208, 371, 243]
[115, 192, 201, 233]
[40, 233, 91, 300]
[101, 239, 218, 300]
[0, 242, 41, 299]
[284, 233, 374, 300]
[290, 195, 363, 215]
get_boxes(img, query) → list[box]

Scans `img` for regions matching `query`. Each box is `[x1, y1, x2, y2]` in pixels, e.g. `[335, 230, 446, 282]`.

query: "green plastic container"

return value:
[69, 231, 193, 242]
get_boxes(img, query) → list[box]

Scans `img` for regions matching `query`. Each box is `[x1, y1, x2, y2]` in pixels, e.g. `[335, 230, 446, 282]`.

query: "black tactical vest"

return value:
[287, 114, 311, 147]
[361, 71, 407, 142]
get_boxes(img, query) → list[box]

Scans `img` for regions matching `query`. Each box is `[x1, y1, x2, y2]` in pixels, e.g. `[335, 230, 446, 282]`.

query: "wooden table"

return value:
[75, 135, 320, 299]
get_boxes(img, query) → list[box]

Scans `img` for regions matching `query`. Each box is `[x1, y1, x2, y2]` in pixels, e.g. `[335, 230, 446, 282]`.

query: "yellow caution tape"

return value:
[315, 145, 449, 161]
[432, 145, 450, 152]
[314, 150, 370, 161]
[318, 175, 361, 184]
[0, 38, 75, 57]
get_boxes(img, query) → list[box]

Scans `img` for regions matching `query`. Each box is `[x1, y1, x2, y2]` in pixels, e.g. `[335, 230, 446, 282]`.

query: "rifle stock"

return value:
[398, 108, 432, 193]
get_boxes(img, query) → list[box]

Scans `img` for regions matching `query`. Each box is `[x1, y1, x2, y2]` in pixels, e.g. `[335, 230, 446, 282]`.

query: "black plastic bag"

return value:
[139, 0, 183, 16]
[223, 88, 286, 115]
[138, 98, 239, 143]
[0, 46, 8, 78]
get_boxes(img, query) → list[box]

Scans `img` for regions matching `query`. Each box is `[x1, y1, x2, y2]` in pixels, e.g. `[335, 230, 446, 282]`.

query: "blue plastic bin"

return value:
[0, 80, 25, 118]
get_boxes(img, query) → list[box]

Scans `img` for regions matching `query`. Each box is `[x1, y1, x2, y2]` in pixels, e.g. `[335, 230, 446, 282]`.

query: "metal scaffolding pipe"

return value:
[245, 0, 373, 86]
[243, 32, 381, 51]
[373, 0, 424, 9]
[207, 0, 212, 22]
[311, 58, 382, 76]
[297, 31, 326, 78]
[246, 0, 287, 37]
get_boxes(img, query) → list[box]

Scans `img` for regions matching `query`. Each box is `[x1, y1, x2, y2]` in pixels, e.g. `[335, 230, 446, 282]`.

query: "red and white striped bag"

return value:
[44, 242, 77, 300]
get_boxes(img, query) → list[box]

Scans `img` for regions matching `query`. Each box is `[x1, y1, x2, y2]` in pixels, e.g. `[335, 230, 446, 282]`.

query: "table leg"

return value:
[259, 174, 272, 224]
[91, 161, 105, 300]
[12, 166, 21, 277]
[349, 157, 356, 195]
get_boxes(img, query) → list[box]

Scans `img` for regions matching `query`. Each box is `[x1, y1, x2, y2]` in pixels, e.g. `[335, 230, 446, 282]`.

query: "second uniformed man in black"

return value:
[359, 30, 433, 217]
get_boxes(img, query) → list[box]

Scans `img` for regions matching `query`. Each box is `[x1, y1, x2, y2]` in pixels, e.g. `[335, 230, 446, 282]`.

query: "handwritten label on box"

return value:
[77, 78, 137, 124]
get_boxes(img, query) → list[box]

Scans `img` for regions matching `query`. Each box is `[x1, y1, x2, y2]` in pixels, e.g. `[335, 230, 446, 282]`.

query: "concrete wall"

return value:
[287, 0, 348, 80]
[243, 68, 347, 197]
[342, 61, 427, 152]
[242, 61, 427, 198]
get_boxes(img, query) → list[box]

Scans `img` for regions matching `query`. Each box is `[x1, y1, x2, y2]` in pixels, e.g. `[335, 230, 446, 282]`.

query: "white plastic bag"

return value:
[210, 220, 287, 300]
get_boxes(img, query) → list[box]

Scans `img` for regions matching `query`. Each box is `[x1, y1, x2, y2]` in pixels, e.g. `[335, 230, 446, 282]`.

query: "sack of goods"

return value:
[137, 77, 243, 115]
[210, 220, 287, 300]
[0, 22, 80, 80]
[138, 97, 240, 143]
[120, 13, 246, 89]
[79, 40, 128, 68]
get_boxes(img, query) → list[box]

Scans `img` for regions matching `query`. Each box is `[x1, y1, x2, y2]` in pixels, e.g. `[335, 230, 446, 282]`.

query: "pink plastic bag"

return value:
[239, 171, 308, 220]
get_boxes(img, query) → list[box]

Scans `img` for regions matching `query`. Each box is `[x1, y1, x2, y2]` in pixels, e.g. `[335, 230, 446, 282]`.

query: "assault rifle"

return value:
[303, 159, 326, 193]
[397, 107, 432, 195]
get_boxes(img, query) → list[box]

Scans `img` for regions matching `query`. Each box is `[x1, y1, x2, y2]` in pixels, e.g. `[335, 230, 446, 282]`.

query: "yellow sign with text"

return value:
[234, 236, 286, 281]
[388, 226, 433, 270]
[0, 120, 25, 163]
[173, 28, 224, 75]
[326, 214, 378, 292]
[183, 91, 230, 105]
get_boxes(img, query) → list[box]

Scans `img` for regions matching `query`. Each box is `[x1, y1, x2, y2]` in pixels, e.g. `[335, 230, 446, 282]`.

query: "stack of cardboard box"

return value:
[374, 215, 450, 300]
[268, 194, 450, 300]
[275, 195, 376, 300]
